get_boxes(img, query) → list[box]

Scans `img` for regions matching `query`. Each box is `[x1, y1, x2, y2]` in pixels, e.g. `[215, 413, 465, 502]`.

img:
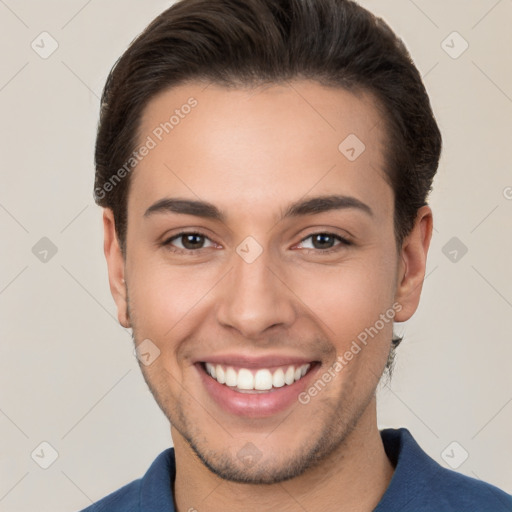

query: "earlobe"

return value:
[102, 209, 131, 328]
[393, 205, 433, 322]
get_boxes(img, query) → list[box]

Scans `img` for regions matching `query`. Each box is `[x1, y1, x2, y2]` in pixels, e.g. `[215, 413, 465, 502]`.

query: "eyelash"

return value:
[161, 231, 352, 255]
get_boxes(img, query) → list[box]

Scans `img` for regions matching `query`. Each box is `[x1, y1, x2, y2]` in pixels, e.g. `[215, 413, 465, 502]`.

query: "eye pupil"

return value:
[182, 234, 204, 249]
[313, 233, 335, 249]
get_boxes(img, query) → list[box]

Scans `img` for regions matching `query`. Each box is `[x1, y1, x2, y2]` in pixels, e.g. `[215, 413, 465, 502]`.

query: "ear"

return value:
[393, 205, 433, 322]
[103, 208, 130, 328]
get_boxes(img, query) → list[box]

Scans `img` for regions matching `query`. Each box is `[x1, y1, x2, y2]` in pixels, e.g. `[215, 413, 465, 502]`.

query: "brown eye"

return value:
[297, 232, 351, 252]
[311, 233, 337, 249]
[163, 232, 215, 252]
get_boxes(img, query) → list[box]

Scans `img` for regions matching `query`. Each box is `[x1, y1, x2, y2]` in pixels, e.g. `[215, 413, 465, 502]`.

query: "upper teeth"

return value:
[205, 363, 311, 391]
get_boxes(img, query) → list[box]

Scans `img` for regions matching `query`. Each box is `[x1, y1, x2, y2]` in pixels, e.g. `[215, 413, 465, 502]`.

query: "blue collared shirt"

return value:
[78, 428, 512, 511]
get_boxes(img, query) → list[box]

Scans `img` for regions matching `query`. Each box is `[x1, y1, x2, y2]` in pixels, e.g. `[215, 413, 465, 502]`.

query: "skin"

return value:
[103, 80, 432, 512]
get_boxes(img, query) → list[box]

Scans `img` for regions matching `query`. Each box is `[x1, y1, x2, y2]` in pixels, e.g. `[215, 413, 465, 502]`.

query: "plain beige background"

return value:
[0, 1, 511, 510]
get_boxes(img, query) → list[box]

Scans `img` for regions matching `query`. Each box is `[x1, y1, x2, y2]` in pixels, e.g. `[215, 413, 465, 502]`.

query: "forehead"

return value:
[130, 80, 392, 223]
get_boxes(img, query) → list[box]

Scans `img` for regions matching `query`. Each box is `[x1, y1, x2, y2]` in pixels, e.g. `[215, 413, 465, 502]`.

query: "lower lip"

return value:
[196, 362, 319, 418]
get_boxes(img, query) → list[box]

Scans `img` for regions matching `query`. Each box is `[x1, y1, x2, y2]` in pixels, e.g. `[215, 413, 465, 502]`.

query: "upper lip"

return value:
[195, 354, 317, 368]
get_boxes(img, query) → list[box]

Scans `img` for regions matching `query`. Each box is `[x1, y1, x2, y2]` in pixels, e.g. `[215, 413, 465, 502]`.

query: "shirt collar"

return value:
[373, 427, 443, 511]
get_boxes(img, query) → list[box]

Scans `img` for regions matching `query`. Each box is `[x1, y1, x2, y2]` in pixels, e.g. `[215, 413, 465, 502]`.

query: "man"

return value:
[81, 0, 512, 510]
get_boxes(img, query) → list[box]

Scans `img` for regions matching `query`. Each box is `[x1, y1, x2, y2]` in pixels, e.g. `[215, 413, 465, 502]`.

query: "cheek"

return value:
[126, 250, 216, 337]
[295, 256, 397, 336]
[126, 235, 398, 347]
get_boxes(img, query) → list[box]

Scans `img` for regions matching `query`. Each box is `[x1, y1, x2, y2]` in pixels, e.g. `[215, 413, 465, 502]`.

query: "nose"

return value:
[215, 246, 297, 339]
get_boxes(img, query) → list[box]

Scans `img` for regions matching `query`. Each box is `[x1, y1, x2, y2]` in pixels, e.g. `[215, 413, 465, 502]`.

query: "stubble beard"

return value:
[127, 293, 382, 485]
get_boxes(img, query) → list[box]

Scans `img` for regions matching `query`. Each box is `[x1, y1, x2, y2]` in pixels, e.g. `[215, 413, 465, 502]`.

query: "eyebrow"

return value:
[144, 194, 374, 222]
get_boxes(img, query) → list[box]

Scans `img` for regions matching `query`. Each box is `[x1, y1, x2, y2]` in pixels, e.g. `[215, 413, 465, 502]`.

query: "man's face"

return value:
[105, 80, 421, 483]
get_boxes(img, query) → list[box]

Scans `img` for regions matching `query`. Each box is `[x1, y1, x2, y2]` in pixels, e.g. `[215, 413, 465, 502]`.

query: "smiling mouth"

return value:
[200, 361, 318, 393]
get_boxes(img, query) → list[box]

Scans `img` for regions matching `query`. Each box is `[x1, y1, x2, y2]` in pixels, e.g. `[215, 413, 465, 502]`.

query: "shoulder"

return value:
[430, 461, 512, 510]
[435, 467, 512, 508]
[78, 479, 142, 512]
[75, 447, 176, 512]
[376, 428, 512, 512]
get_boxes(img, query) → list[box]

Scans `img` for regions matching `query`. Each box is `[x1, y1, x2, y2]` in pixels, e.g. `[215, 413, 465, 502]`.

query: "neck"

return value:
[172, 397, 394, 512]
